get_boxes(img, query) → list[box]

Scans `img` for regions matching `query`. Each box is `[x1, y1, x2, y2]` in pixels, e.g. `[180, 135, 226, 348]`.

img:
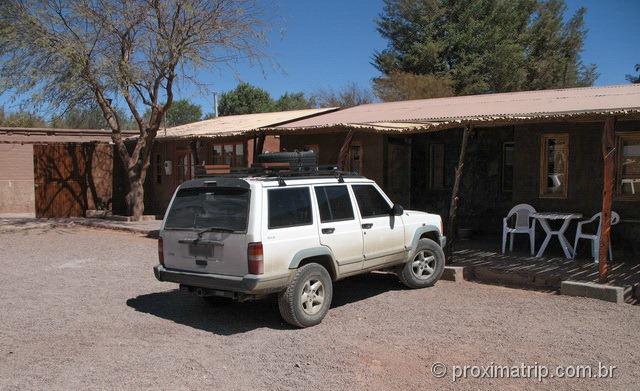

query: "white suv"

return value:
[154, 173, 446, 328]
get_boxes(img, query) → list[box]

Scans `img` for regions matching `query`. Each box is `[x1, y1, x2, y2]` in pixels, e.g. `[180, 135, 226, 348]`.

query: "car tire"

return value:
[278, 263, 333, 328]
[398, 238, 445, 288]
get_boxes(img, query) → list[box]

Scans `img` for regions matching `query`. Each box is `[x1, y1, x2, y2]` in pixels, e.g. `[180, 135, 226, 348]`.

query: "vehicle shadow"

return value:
[126, 272, 403, 335]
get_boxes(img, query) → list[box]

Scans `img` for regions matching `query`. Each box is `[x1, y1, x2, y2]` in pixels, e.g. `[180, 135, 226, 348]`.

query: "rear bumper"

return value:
[153, 265, 290, 295]
[440, 235, 447, 249]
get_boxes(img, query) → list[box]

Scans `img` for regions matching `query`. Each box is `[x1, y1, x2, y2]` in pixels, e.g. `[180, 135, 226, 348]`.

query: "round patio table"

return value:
[531, 212, 583, 258]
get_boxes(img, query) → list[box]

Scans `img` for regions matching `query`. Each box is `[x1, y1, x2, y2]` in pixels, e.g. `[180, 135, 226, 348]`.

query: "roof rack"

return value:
[193, 151, 363, 184]
[194, 164, 361, 182]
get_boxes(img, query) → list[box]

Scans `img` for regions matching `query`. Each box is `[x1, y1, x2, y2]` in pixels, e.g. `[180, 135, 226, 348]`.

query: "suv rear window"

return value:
[352, 184, 391, 218]
[268, 187, 312, 229]
[314, 185, 354, 222]
[165, 187, 249, 231]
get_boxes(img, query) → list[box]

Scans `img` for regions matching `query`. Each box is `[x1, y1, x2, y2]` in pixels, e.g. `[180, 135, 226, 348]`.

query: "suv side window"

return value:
[352, 184, 391, 218]
[314, 185, 354, 222]
[268, 187, 313, 229]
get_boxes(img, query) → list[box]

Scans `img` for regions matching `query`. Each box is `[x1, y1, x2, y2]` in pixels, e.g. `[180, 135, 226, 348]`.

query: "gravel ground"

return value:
[0, 226, 638, 390]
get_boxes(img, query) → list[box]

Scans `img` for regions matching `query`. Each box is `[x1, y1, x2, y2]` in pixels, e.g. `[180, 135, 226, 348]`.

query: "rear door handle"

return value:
[321, 228, 335, 234]
[361, 223, 373, 229]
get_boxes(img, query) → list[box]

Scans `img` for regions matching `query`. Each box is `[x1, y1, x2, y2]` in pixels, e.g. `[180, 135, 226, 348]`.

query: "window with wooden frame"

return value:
[539, 134, 569, 198]
[211, 142, 245, 167]
[429, 143, 445, 190]
[616, 132, 640, 200]
[502, 142, 514, 192]
[347, 142, 363, 174]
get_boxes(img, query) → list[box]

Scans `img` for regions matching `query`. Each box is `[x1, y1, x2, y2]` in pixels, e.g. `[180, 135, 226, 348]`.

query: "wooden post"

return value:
[189, 140, 201, 166]
[445, 126, 471, 259]
[253, 132, 265, 161]
[598, 117, 617, 282]
[338, 129, 356, 170]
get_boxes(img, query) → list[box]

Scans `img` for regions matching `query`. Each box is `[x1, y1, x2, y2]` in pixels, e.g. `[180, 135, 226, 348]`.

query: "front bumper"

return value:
[440, 235, 447, 249]
[153, 265, 291, 295]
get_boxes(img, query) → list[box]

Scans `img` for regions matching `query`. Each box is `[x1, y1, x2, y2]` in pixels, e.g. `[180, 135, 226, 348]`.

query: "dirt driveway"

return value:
[0, 225, 638, 390]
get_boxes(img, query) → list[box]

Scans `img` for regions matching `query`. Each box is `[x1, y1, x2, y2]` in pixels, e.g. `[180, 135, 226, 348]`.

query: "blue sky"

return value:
[2, 0, 639, 115]
[185, 0, 640, 114]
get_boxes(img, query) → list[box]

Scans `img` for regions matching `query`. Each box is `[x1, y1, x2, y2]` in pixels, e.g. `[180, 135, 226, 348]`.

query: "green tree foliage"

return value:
[165, 99, 202, 126]
[274, 92, 313, 111]
[51, 105, 135, 129]
[627, 64, 640, 84]
[374, 0, 597, 97]
[217, 83, 314, 115]
[310, 83, 375, 108]
[218, 83, 275, 115]
[0, 107, 47, 127]
[373, 72, 454, 101]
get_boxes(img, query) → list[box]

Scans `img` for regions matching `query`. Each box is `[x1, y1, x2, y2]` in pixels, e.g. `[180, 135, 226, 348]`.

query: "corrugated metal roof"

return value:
[155, 108, 338, 140]
[273, 84, 640, 133]
[0, 127, 136, 144]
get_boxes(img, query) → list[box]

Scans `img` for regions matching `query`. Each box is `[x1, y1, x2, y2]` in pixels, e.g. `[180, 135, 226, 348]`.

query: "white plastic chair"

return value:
[502, 204, 537, 255]
[572, 212, 620, 263]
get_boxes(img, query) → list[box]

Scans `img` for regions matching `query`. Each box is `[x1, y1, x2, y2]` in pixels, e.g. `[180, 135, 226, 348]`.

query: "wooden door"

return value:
[33, 143, 113, 218]
[34, 144, 85, 218]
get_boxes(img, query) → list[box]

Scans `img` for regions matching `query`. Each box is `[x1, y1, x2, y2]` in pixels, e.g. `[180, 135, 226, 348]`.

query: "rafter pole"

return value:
[598, 116, 617, 282]
[446, 125, 471, 260]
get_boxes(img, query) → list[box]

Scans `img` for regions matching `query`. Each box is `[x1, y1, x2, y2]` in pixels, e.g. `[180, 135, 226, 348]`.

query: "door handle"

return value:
[361, 223, 373, 229]
[321, 228, 335, 234]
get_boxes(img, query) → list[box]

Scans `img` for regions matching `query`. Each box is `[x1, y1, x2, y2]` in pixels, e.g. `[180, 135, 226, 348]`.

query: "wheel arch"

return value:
[410, 226, 443, 254]
[289, 247, 338, 281]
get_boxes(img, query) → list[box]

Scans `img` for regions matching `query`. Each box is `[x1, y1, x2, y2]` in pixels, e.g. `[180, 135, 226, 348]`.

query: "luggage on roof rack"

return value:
[256, 151, 317, 172]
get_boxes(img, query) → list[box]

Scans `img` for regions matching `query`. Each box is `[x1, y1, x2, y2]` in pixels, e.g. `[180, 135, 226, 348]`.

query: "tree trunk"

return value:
[445, 126, 471, 260]
[598, 117, 616, 282]
[125, 176, 146, 220]
[338, 129, 356, 170]
[114, 130, 155, 221]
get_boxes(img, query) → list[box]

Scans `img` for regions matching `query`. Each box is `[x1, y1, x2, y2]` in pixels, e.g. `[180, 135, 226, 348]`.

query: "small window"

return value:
[430, 144, 445, 189]
[235, 144, 245, 167]
[268, 187, 313, 229]
[348, 143, 362, 174]
[502, 142, 514, 192]
[314, 185, 354, 222]
[352, 184, 391, 218]
[223, 145, 233, 165]
[617, 133, 640, 199]
[212, 145, 222, 164]
[539, 134, 569, 198]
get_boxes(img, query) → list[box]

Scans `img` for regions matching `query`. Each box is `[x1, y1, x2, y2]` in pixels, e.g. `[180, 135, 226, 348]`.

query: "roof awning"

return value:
[267, 84, 640, 135]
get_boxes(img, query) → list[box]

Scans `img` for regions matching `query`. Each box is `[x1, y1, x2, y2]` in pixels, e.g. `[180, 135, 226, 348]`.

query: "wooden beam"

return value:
[598, 117, 617, 282]
[338, 129, 356, 170]
[446, 126, 471, 259]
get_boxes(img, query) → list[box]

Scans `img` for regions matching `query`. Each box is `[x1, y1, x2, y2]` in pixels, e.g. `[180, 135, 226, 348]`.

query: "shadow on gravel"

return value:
[126, 291, 287, 335]
[127, 272, 404, 334]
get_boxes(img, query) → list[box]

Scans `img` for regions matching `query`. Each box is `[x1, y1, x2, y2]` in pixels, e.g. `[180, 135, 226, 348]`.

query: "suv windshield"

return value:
[164, 187, 250, 231]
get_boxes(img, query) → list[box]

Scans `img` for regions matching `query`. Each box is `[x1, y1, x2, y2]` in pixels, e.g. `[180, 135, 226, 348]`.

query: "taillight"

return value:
[158, 237, 164, 266]
[248, 242, 264, 275]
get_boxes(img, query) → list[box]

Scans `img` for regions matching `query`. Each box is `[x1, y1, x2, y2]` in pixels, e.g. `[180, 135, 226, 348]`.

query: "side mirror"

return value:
[391, 204, 404, 216]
